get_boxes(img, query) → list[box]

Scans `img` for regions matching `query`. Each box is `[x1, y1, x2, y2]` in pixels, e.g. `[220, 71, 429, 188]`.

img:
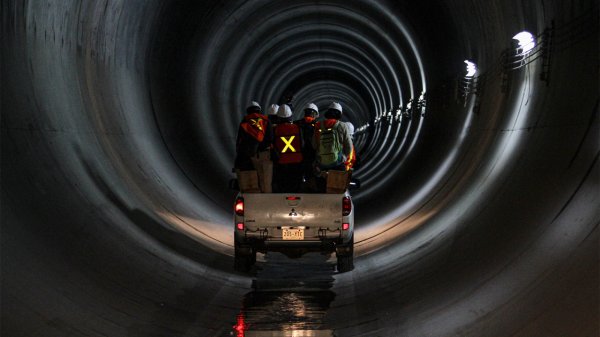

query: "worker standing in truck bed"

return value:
[313, 102, 354, 192]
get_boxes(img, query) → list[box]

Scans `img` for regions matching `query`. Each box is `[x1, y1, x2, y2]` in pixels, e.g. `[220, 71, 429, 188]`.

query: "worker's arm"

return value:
[259, 119, 273, 152]
[311, 123, 320, 152]
[339, 123, 353, 158]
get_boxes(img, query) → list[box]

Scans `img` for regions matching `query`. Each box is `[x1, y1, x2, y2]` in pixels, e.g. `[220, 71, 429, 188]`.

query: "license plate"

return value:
[282, 227, 304, 240]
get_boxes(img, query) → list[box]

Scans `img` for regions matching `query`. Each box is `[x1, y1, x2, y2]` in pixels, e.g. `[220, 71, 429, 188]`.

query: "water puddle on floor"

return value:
[230, 252, 337, 337]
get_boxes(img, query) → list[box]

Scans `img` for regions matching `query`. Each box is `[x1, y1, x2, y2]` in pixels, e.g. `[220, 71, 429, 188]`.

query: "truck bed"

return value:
[243, 193, 346, 229]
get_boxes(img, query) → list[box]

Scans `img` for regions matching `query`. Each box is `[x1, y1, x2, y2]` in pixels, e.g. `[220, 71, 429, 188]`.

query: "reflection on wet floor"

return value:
[231, 252, 337, 337]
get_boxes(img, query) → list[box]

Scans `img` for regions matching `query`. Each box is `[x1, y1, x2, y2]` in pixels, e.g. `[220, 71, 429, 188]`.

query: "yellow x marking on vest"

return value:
[250, 118, 263, 131]
[280, 136, 296, 153]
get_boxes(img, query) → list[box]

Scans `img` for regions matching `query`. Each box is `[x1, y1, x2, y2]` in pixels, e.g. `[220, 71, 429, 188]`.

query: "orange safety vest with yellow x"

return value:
[274, 123, 303, 164]
[240, 113, 268, 142]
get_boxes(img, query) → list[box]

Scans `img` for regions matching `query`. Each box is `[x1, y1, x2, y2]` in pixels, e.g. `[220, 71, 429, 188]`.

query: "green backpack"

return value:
[319, 122, 343, 167]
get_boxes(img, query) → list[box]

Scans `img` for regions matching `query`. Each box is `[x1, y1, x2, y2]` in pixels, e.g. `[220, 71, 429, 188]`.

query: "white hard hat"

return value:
[267, 104, 279, 115]
[345, 122, 355, 136]
[304, 103, 318, 113]
[277, 104, 292, 118]
[328, 101, 342, 113]
[247, 101, 261, 111]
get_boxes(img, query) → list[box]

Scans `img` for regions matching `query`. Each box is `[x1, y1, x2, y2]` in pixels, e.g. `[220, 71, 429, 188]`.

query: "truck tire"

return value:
[234, 241, 255, 272]
[336, 236, 354, 273]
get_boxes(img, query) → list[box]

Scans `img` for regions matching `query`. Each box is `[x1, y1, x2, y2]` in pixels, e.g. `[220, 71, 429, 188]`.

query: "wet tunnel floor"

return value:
[229, 252, 338, 337]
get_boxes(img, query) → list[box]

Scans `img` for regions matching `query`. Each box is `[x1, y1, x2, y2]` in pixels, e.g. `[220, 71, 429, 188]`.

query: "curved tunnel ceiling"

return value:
[2, 0, 599, 336]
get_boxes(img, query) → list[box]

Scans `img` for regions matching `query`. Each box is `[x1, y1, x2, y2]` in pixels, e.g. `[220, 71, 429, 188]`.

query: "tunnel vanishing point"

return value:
[2, 0, 599, 336]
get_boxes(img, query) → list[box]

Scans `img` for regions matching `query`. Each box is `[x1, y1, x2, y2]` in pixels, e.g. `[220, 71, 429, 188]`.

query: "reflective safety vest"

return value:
[240, 113, 268, 142]
[274, 123, 303, 164]
[345, 145, 356, 171]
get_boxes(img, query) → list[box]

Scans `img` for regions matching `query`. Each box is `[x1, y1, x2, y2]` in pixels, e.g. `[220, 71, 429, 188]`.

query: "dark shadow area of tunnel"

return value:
[74, 145, 234, 273]
[126, 279, 234, 337]
[147, 1, 242, 213]
[0, 130, 242, 336]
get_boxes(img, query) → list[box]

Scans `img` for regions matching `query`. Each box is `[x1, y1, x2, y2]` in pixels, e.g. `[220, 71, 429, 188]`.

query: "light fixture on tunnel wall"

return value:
[461, 60, 478, 105]
[417, 92, 427, 117]
[513, 31, 536, 56]
[400, 99, 412, 120]
[505, 31, 538, 72]
[403, 100, 413, 120]
[501, 30, 539, 92]
[400, 94, 427, 119]
[355, 123, 369, 135]
[501, 24, 561, 92]
[464, 60, 477, 78]
[393, 106, 402, 121]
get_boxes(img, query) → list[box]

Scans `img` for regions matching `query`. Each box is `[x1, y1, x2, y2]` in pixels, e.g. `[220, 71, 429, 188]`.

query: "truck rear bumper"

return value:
[236, 226, 352, 253]
[255, 239, 338, 255]
[243, 227, 345, 241]
[264, 240, 329, 247]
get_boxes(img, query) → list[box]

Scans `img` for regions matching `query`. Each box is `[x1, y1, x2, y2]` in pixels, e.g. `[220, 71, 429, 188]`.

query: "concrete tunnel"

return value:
[2, 0, 599, 336]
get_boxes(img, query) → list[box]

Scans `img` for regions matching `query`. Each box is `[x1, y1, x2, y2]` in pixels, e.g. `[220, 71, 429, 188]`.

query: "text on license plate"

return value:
[282, 227, 304, 240]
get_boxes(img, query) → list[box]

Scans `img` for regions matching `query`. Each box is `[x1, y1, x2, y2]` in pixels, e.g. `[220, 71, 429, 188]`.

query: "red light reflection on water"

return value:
[232, 312, 248, 337]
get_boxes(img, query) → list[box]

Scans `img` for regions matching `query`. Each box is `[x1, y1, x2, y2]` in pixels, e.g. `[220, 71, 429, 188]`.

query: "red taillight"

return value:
[236, 222, 245, 230]
[342, 196, 351, 216]
[235, 197, 244, 216]
[342, 223, 350, 230]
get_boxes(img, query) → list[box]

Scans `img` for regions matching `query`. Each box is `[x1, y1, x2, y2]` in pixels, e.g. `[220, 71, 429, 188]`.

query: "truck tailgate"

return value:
[243, 193, 344, 228]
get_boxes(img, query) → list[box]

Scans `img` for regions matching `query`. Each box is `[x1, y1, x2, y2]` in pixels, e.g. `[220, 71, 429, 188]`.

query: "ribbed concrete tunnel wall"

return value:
[2, 0, 598, 336]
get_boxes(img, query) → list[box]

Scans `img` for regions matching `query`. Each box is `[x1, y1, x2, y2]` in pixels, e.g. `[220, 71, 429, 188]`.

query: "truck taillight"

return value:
[235, 197, 244, 216]
[236, 223, 245, 230]
[342, 223, 350, 230]
[342, 196, 351, 216]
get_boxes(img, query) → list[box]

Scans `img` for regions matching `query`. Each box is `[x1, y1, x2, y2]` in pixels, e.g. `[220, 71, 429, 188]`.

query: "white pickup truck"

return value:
[233, 191, 355, 273]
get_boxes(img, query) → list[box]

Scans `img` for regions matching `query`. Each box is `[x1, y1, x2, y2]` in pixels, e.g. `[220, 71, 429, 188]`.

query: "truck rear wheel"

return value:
[336, 236, 354, 273]
[234, 242, 256, 272]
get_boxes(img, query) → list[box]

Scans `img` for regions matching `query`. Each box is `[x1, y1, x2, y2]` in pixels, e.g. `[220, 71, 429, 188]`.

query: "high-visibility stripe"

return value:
[345, 146, 356, 171]
[250, 118, 263, 131]
[280, 136, 296, 152]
